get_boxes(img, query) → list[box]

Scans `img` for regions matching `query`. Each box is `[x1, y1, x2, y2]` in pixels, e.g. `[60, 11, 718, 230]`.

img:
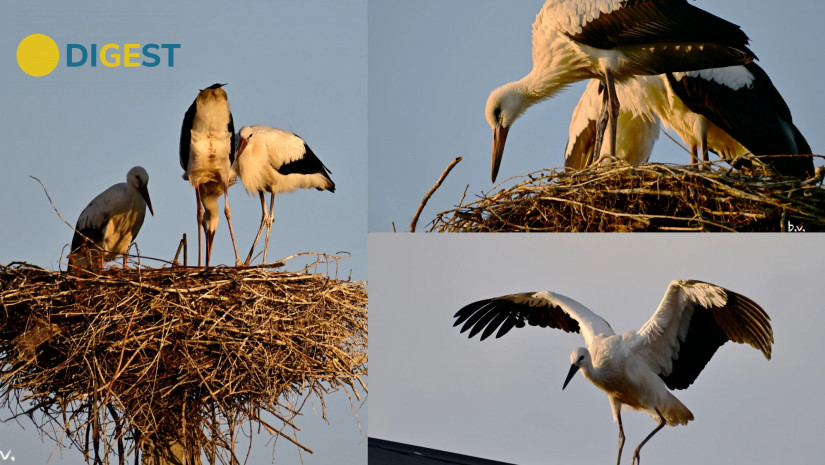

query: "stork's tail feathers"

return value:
[659, 395, 694, 426]
[318, 177, 335, 193]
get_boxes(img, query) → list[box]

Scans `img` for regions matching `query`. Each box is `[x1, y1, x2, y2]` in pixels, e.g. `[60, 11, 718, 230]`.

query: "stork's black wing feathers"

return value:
[666, 63, 814, 178]
[274, 142, 336, 192]
[454, 295, 580, 341]
[228, 111, 236, 165]
[70, 225, 105, 254]
[658, 282, 772, 390]
[570, 0, 752, 54]
[179, 99, 197, 171]
[659, 307, 726, 390]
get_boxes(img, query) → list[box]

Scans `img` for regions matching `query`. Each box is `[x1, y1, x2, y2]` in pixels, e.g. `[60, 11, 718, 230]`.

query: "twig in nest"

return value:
[410, 156, 462, 232]
[428, 157, 825, 232]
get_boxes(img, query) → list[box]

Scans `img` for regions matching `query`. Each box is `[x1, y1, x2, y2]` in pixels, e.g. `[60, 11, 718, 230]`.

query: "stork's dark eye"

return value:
[494, 107, 502, 121]
[578, 355, 584, 362]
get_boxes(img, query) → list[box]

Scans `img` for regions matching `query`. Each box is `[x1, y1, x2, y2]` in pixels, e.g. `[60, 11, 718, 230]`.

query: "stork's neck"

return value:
[199, 190, 221, 233]
[518, 32, 592, 103]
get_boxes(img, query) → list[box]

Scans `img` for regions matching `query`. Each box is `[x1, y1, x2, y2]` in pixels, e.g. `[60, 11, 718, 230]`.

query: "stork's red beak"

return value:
[491, 124, 509, 183]
[139, 185, 154, 216]
[236, 137, 248, 159]
[204, 227, 215, 267]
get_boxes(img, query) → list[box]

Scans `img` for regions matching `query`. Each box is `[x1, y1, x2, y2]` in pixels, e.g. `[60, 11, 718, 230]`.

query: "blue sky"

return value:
[369, 0, 825, 231]
[0, 1, 366, 463]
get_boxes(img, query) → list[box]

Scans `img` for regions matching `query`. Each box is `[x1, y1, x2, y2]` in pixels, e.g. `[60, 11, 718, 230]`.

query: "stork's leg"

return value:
[222, 180, 242, 267]
[616, 410, 626, 465]
[690, 146, 699, 166]
[605, 68, 620, 159]
[701, 131, 709, 170]
[593, 83, 610, 166]
[262, 193, 276, 264]
[195, 185, 204, 267]
[632, 408, 667, 465]
[245, 192, 268, 266]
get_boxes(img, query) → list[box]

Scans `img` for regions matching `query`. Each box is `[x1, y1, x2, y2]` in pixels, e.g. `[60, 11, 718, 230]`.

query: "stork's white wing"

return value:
[638, 280, 772, 390]
[454, 291, 614, 346]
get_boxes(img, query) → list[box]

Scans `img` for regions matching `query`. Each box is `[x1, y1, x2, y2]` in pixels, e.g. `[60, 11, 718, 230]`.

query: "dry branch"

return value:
[410, 157, 462, 232]
[428, 159, 825, 232]
[0, 254, 367, 464]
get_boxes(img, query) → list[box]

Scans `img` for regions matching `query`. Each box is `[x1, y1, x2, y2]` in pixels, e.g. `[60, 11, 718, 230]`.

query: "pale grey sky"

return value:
[369, 0, 825, 231]
[369, 233, 824, 464]
[0, 1, 366, 463]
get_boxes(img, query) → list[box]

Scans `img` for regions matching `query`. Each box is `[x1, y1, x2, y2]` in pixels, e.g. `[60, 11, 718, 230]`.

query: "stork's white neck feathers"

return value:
[486, 31, 591, 130]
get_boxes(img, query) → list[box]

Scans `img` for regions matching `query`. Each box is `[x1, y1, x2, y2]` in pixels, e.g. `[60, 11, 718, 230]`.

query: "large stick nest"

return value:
[428, 160, 825, 232]
[0, 255, 367, 464]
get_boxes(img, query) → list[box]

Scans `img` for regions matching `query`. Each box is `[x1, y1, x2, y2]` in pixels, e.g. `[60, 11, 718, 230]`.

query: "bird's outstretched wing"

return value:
[638, 280, 772, 390]
[454, 291, 614, 346]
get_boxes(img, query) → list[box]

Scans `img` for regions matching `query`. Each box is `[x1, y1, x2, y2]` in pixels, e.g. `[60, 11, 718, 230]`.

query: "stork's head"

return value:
[196, 181, 226, 266]
[126, 166, 154, 216]
[196, 83, 229, 104]
[485, 84, 528, 182]
[236, 126, 254, 159]
[563, 347, 590, 390]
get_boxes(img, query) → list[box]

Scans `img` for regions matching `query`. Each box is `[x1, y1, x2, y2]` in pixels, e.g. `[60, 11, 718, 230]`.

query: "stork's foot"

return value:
[593, 153, 616, 167]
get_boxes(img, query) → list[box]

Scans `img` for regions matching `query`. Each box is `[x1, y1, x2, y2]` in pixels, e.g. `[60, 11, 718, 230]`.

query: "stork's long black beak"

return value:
[138, 185, 154, 216]
[491, 124, 509, 183]
[562, 364, 580, 390]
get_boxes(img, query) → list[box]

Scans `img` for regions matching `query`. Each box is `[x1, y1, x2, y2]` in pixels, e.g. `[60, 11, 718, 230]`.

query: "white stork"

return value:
[486, 0, 755, 182]
[566, 64, 815, 179]
[180, 83, 241, 267]
[665, 63, 814, 178]
[454, 280, 772, 465]
[565, 78, 660, 169]
[68, 166, 154, 272]
[233, 125, 335, 265]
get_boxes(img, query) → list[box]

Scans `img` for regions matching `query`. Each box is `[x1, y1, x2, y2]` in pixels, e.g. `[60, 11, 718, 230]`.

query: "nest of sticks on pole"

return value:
[0, 253, 367, 464]
[428, 156, 825, 232]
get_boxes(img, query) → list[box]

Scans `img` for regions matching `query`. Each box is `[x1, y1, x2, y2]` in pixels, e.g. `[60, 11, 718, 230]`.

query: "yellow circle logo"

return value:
[17, 34, 60, 77]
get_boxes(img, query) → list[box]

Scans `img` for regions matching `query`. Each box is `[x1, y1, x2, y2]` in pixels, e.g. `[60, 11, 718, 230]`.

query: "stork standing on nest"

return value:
[454, 279, 772, 465]
[180, 83, 241, 267]
[486, 0, 756, 182]
[665, 63, 814, 178]
[68, 166, 154, 272]
[233, 125, 335, 265]
[566, 64, 814, 179]
[565, 77, 660, 169]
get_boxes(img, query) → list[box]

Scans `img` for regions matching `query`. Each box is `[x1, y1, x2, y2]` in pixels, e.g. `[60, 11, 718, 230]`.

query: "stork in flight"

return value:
[454, 280, 772, 465]
[180, 83, 241, 266]
[233, 125, 335, 265]
[486, 0, 755, 182]
[68, 166, 154, 272]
